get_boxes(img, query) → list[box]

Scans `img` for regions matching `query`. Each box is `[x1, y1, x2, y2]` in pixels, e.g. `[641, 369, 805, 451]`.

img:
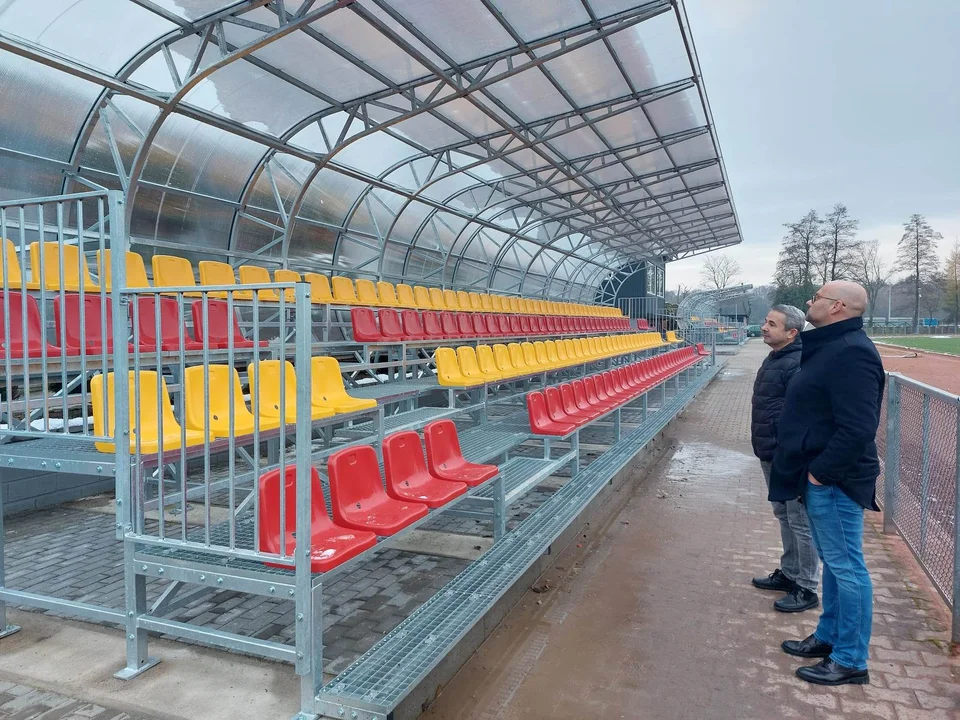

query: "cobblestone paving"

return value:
[0, 681, 149, 720]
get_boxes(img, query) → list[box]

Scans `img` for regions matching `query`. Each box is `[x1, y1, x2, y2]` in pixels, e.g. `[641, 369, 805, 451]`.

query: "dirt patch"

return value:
[878, 346, 960, 395]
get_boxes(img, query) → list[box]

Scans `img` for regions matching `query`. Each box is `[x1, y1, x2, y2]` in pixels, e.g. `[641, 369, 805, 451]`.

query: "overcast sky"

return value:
[667, 0, 960, 292]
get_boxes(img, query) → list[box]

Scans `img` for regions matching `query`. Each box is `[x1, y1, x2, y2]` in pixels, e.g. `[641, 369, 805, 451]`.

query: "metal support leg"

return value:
[613, 407, 621, 442]
[492, 474, 506, 542]
[373, 406, 384, 462]
[115, 544, 159, 679]
[642, 392, 648, 423]
[0, 484, 20, 639]
[883, 377, 900, 535]
[569, 431, 580, 478]
[543, 437, 553, 461]
[294, 583, 323, 720]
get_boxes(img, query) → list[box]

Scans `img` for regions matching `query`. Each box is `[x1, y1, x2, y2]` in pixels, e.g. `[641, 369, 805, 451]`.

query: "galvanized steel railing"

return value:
[879, 373, 959, 643]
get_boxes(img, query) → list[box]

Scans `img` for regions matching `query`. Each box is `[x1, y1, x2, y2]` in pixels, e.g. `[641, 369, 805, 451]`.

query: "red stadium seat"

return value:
[378, 308, 405, 341]
[440, 311, 461, 338]
[484, 314, 500, 336]
[497, 315, 511, 336]
[0, 290, 68, 358]
[456, 313, 474, 337]
[527, 391, 577, 436]
[135, 296, 204, 352]
[191, 299, 266, 350]
[55, 293, 128, 355]
[509, 315, 523, 335]
[423, 419, 498, 486]
[382, 431, 467, 508]
[401, 309, 426, 340]
[472, 313, 489, 337]
[351, 307, 383, 343]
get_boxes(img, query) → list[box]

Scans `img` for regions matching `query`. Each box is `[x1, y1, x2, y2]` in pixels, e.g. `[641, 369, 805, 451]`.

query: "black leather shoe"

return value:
[796, 658, 869, 686]
[752, 568, 795, 592]
[774, 586, 819, 613]
[782, 633, 833, 658]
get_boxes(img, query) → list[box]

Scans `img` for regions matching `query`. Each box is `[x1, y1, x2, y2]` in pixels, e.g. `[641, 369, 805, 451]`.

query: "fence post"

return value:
[952, 396, 960, 645]
[883, 374, 900, 535]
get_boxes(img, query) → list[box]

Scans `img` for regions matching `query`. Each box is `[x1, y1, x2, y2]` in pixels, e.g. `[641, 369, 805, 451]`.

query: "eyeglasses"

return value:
[811, 292, 845, 307]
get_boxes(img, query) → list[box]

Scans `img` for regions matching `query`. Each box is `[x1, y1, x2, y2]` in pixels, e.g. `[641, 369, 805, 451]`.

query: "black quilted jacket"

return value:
[750, 337, 801, 461]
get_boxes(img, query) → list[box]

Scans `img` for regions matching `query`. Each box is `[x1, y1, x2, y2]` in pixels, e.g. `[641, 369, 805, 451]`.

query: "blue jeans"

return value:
[804, 482, 872, 670]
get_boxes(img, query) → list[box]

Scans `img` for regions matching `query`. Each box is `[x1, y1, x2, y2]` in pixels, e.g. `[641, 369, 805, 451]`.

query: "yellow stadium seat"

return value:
[435, 347, 477, 387]
[274, 269, 301, 303]
[96, 249, 150, 291]
[476, 344, 506, 380]
[29, 242, 99, 293]
[507, 343, 528, 374]
[562, 339, 579, 361]
[440, 289, 457, 309]
[417, 286, 437, 309]
[533, 341, 558, 370]
[544, 340, 565, 368]
[491, 294, 504, 312]
[152, 254, 201, 296]
[91, 370, 210, 454]
[505, 297, 517, 313]
[310, 356, 377, 414]
[429, 287, 447, 309]
[480, 294, 493, 311]
[183, 365, 280, 439]
[571, 337, 587, 359]
[396, 283, 417, 308]
[456, 290, 472, 311]
[239, 265, 280, 302]
[521, 342, 540, 370]
[2, 238, 39, 289]
[304, 273, 333, 303]
[355, 279, 381, 306]
[492, 344, 516, 377]
[553, 339, 569, 365]
[468, 292, 483, 312]
[376, 281, 399, 307]
[248, 360, 334, 424]
[458, 345, 502, 382]
[198, 261, 238, 299]
[331, 276, 359, 305]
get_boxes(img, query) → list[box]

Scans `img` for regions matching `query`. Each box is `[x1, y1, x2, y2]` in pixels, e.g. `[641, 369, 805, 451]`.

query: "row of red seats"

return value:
[526, 346, 707, 435]
[352, 307, 630, 344]
[258, 419, 498, 573]
[636, 318, 651, 330]
[0, 290, 264, 358]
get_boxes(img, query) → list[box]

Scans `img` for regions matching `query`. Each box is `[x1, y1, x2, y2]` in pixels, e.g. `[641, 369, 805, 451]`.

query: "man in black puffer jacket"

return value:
[750, 305, 820, 614]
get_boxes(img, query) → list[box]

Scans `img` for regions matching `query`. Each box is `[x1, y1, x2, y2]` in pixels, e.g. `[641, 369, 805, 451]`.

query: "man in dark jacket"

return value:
[750, 305, 819, 613]
[774, 281, 884, 687]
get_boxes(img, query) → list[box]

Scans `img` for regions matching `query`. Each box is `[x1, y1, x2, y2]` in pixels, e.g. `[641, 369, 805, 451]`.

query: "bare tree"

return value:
[945, 239, 960, 323]
[848, 239, 891, 328]
[699, 253, 741, 290]
[818, 203, 860, 281]
[896, 214, 942, 332]
[920, 273, 946, 322]
[775, 210, 822, 297]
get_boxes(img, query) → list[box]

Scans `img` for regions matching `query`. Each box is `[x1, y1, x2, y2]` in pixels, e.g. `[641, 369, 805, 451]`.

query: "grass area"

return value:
[874, 336, 960, 356]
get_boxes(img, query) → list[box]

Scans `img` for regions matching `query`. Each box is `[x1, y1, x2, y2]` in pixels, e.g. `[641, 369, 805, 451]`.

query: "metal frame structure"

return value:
[0, 0, 740, 305]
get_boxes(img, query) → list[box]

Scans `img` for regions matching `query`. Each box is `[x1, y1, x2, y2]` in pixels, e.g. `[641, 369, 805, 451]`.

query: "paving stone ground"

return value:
[423, 341, 960, 720]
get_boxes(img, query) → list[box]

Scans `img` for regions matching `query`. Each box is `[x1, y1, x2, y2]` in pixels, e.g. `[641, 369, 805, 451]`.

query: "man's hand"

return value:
[808, 472, 823, 486]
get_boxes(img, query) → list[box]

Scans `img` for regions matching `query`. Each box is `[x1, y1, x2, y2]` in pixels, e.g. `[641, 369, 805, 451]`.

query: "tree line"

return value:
[773, 204, 958, 330]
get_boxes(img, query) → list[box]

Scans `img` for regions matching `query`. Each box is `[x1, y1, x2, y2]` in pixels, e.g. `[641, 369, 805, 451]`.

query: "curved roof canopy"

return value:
[0, 0, 741, 302]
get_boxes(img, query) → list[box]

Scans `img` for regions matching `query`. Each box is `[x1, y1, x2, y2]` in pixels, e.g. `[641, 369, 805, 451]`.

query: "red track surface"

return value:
[875, 342, 960, 394]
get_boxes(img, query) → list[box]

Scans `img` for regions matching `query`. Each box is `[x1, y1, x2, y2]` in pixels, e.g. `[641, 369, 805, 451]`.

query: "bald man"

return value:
[771, 281, 884, 687]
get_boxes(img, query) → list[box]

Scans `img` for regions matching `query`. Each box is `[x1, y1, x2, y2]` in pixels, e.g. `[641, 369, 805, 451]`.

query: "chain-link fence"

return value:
[877, 373, 959, 643]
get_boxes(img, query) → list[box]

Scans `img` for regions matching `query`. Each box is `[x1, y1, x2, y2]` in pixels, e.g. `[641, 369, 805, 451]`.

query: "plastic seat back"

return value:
[414, 285, 434, 309]
[456, 313, 473, 337]
[519, 316, 532, 334]
[274, 269, 301, 303]
[429, 287, 447, 309]
[134, 296, 200, 351]
[382, 431, 432, 491]
[192, 298, 259, 348]
[29, 242, 99, 292]
[248, 359, 297, 421]
[476, 345, 502, 377]
[484, 314, 500, 336]
[521, 342, 539, 369]
[327, 445, 390, 521]
[491, 295, 504, 312]
[508, 343, 527, 372]
[355, 279, 381, 306]
[456, 290, 471, 311]
[311, 356, 376, 412]
[198, 261, 239, 299]
[468, 292, 483, 311]
[378, 308, 404, 341]
[400, 309, 425, 339]
[90, 370, 192, 453]
[553, 340, 569, 363]
[544, 340, 562, 365]
[544, 386, 572, 424]
[571, 380, 592, 411]
[562, 338, 578, 361]
[1, 238, 28, 289]
[239, 265, 280, 302]
[377, 281, 399, 307]
[304, 273, 334, 303]
[421, 310, 444, 338]
[508, 297, 520, 313]
[456, 346, 487, 382]
[423, 419, 465, 473]
[396, 283, 417, 308]
[533, 341, 551, 367]
[258, 465, 331, 558]
[440, 311, 460, 337]
[441, 289, 458, 310]
[332, 276, 359, 304]
[435, 347, 472, 386]
[0, 290, 54, 356]
[55, 293, 113, 352]
[351, 307, 382, 342]
[152, 254, 199, 295]
[497, 315, 511, 335]
[481, 294, 493, 311]
[492, 344, 514, 375]
[97, 249, 149, 291]
[509, 315, 523, 335]
[471, 313, 488, 337]
[183, 364, 263, 437]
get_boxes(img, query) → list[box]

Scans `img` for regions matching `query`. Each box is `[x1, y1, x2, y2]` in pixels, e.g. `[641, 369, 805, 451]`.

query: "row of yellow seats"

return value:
[665, 331, 684, 344]
[90, 356, 376, 454]
[1, 240, 622, 317]
[435, 333, 665, 387]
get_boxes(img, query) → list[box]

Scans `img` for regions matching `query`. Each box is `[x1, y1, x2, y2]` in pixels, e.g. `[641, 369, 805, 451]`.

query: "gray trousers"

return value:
[760, 461, 820, 591]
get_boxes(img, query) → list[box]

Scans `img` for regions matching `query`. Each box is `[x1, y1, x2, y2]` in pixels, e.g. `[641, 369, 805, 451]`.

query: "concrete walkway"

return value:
[423, 341, 960, 720]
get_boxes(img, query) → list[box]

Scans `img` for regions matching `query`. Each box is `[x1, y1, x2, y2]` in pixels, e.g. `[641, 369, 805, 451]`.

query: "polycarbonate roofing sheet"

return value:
[0, 0, 741, 302]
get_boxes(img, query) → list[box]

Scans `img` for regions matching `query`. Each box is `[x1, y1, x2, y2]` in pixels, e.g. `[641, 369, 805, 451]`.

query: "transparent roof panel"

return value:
[386, 1, 517, 65]
[489, 0, 592, 42]
[606, 12, 693, 91]
[486, 68, 573, 123]
[544, 41, 632, 107]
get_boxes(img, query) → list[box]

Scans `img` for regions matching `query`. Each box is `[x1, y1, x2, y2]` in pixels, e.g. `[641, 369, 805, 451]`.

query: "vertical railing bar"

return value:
[36, 203, 48, 433]
[252, 294, 261, 554]
[109, 192, 131, 542]
[226, 290, 236, 550]
[198, 291, 210, 547]
[919, 393, 932, 553]
[951, 395, 960, 644]
[56, 202, 70, 432]
[278, 288, 287, 559]
[177, 293, 188, 543]
[1, 208, 13, 435]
